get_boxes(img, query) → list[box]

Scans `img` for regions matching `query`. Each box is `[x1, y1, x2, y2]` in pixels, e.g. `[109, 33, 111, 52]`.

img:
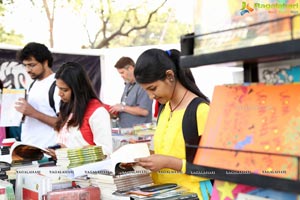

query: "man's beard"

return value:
[30, 72, 43, 80]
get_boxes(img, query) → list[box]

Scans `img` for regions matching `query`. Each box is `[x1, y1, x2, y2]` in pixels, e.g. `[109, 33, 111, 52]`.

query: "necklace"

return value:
[169, 90, 188, 120]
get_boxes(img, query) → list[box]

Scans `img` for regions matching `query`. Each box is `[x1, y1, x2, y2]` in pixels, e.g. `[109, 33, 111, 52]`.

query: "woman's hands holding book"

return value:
[135, 154, 182, 172]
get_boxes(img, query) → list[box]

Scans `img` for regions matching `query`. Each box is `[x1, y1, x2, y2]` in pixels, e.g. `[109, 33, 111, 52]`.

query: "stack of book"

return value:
[14, 166, 74, 200]
[133, 123, 156, 136]
[55, 145, 105, 168]
[42, 186, 100, 200]
[0, 161, 10, 180]
[89, 171, 153, 199]
[128, 184, 199, 200]
[129, 189, 199, 200]
[0, 146, 10, 155]
[72, 176, 91, 188]
[65, 143, 152, 199]
[15, 173, 73, 200]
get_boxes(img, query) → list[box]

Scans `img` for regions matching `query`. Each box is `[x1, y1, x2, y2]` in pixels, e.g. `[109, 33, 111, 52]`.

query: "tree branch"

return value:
[95, 0, 167, 48]
[42, 0, 55, 48]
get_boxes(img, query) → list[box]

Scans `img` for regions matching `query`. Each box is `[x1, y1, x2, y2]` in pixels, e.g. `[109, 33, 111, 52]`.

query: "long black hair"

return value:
[54, 62, 100, 131]
[134, 48, 209, 103]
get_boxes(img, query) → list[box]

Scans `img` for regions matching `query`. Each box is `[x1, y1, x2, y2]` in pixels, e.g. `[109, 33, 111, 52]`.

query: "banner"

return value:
[0, 48, 101, 96]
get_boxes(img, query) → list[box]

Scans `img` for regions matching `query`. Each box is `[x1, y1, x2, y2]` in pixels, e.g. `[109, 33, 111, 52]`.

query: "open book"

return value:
[9, 141, 50, 164]
[67, 143, 151, 178]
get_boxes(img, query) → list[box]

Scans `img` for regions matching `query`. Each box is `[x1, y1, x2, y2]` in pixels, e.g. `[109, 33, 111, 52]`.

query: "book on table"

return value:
[67, 143, 153, 199]
[128, 186, 199, 200]
[8, 141, 50, 165]
[42, 186, 100, 200]
[14, 165, 75, 200]
[67, 142, 151, 178]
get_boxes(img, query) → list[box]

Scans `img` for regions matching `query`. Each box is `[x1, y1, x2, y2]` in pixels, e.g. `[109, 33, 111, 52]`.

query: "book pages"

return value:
[0, 89, 26, 127]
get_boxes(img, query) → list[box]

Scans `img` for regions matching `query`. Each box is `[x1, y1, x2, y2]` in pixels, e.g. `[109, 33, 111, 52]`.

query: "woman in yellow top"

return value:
[134, 48, 212, 199]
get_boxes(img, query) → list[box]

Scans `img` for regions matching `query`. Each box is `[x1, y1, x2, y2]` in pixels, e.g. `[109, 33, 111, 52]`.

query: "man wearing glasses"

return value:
[15, 42, 60, 148]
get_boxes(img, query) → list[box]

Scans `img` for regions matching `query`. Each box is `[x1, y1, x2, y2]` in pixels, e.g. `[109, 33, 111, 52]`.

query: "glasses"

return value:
[23, 62, 39, 69]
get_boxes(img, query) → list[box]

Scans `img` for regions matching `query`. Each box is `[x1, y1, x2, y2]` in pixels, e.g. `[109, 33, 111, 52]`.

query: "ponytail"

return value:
[166, 49, 210, 103]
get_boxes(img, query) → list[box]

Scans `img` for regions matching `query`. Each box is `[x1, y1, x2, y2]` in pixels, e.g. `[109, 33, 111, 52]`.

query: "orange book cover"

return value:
[194, 84, 300, 180]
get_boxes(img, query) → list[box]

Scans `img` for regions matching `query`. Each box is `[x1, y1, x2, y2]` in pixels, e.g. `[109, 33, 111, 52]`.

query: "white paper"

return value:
[67, 159, 113, 178]
[0, 89, 26, 126]
[110, 143, 150, 166]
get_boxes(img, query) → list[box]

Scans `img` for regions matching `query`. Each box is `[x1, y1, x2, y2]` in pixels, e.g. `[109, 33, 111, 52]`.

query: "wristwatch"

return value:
[121, 101, 126, 112]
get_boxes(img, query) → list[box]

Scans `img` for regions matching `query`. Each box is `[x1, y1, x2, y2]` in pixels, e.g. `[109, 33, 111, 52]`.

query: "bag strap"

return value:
[157, 97, 204, 162]
[28, 80, 36, 92]
[182, 97, 204, 162]
[28, 80, 57, 115]
[48, 81, 57, 115]
[157, 103, 165, 122]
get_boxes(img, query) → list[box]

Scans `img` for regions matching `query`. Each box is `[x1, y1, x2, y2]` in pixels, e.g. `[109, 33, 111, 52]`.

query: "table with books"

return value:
[111, 123, 155, 151]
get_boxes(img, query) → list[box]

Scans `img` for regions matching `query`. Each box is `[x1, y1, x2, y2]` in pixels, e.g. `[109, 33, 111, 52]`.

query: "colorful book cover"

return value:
[193, 84, 300, 191]
[211, 180, 300, 200]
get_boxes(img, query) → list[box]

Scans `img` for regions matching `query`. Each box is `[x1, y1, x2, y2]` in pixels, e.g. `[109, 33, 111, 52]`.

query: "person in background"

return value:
[48, 62, 112, 157]
[0, 80, 6, 144]
[109, 57, 153, 128]
[134, 49, 211, 199]
[15, 42, 60, 147]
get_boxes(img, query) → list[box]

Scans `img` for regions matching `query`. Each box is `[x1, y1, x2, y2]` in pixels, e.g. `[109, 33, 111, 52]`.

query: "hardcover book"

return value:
[43, 186, 100, 200]
[193, 84, 300, 192]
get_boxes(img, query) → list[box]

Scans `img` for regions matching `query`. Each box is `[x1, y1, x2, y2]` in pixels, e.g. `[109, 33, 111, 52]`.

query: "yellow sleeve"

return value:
[197, 103, 210, 136]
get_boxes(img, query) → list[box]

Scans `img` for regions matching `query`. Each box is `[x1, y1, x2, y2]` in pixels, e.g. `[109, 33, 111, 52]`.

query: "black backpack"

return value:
[28, 80, 57, 115]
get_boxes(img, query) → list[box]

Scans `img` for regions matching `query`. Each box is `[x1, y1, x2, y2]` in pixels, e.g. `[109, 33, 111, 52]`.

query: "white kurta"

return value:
[57, 107, 113, 155]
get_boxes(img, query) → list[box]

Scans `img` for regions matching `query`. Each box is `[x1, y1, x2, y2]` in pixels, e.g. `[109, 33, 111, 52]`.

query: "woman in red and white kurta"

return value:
[51, 62, 112, 156]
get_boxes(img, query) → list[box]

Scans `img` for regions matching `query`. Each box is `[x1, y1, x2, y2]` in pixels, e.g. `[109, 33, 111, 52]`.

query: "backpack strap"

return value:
[48, 81, 57, 115]
[183, 98, 214, 185]
[156, 97, 205, 162]
[28, 80, 57, 116]
[156, 103, 165, 122]
[28, 80, 36, 92]
[182, 97, 205, 163]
